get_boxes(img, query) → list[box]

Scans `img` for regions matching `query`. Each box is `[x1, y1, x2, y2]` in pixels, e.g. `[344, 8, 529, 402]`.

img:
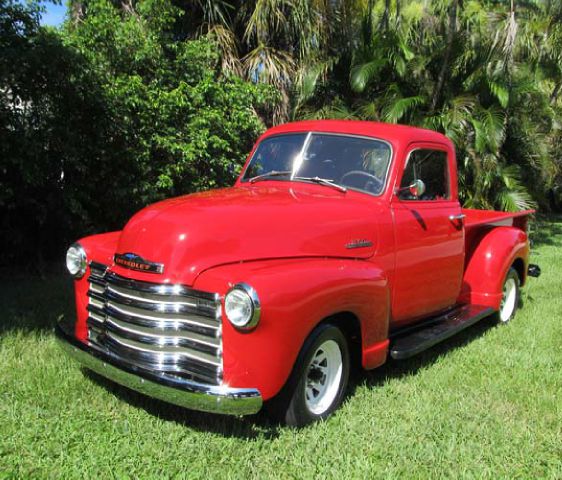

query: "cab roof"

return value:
[261, 120, 451, 148]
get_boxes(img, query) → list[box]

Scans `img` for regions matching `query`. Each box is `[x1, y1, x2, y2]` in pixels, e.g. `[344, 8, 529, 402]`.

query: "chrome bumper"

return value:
[55, 324, 262, 416]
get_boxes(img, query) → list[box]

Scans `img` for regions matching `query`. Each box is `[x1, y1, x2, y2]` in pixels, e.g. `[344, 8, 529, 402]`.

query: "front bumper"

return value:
[55, 323, 263, 416]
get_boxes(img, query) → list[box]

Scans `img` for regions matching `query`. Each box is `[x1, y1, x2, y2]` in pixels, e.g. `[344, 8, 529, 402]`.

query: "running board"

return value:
[389, 305, 495, 360]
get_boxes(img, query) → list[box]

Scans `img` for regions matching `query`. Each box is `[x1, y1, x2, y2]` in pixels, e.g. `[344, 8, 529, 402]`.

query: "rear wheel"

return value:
[268, 323, 350, 427]
[498, 267, 520, 323]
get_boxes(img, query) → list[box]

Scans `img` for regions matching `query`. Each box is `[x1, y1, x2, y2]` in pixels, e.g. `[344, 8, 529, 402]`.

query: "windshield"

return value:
[242, 133, 392, 195]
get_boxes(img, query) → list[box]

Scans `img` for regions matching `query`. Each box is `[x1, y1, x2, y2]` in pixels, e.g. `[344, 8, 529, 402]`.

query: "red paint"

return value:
[194, 258, 389, 398]
[70, 120, 534, 400]
[74, 232, 120, 341]
[460, 226, 530, 308]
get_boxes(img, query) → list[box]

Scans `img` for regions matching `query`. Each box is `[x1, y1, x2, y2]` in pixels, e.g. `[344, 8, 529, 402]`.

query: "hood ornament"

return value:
[114, 253, 164, 274]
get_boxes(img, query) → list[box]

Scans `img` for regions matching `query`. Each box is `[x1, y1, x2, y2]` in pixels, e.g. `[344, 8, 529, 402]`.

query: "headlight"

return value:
[224, 283, 260, 330]
[66, 243, 87, 278]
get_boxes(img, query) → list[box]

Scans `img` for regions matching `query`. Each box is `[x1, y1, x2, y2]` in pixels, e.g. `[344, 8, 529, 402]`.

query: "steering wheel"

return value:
[340, 170, 382, 193]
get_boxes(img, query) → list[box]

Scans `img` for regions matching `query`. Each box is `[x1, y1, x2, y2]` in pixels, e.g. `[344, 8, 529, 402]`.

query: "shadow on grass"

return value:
[530, 214, 562, 248]
[0, 266, 74, 336]
[83, 314, 500, 438]
[350, 315, 497, 394]
[83, 369, 281, 440]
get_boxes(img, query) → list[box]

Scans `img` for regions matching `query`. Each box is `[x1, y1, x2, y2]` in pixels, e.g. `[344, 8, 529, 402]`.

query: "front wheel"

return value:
[497, 267, 521, 323]
[268, 323, 350, 427]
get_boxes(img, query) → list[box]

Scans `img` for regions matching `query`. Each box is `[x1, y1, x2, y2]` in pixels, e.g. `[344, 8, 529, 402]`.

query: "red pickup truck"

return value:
[57, 120, 540, 427]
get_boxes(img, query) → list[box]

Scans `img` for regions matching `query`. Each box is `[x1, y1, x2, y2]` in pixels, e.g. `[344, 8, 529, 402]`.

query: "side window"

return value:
[399, 149, 450, 201]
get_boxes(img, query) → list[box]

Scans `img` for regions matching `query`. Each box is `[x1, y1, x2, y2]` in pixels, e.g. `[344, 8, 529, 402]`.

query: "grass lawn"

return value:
[1, 217, 561, 479]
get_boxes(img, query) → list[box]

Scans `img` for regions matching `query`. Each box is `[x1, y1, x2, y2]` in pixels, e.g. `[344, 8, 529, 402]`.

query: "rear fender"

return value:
[193, 258, 389, 400]
[459, 227, 529, 309]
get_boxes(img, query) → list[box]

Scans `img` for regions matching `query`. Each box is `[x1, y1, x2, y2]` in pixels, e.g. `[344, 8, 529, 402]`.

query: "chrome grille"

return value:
[86, 261, 223, 385]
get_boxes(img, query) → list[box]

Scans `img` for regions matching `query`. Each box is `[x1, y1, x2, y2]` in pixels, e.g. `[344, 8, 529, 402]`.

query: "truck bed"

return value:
[462, 208, 534, 279]
[462, 208, 534, 231]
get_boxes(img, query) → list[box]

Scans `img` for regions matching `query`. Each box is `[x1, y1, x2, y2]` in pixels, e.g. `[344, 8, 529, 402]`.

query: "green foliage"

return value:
[0, 0, 274, 266]
[2, 0, 562, 267]
[180, 0, 562, 212]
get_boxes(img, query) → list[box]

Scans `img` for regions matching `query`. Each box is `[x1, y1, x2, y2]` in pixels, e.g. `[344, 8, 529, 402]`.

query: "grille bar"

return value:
[86, 262, 223, 385]
[105, 316, 221, 354]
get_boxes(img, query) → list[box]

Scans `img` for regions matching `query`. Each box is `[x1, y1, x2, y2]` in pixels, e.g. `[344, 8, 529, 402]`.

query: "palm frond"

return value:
[300, 100, 357, 120]
[243, 0, 288, 44]
[473, 105, 506, 152]
[381, 95, 425, 123]
[206, 24, 241, 75]
[496, 165, 536, 211]
[195, 0, 233, 27]
[242, 44, 295, 88]
[488, 79, 510, 108]
[350, 58, 385, 93]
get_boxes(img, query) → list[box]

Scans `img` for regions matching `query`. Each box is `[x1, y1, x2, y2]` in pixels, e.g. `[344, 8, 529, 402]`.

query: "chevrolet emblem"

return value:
[114, 253, 164, 274]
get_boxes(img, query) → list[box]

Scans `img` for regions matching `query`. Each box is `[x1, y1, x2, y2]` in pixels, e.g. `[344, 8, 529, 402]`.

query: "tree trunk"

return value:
[551, 82, 561, 104]
[70, 1, 84, 24]
[381, 0, 391, 31]
[430, 0, 459, 112]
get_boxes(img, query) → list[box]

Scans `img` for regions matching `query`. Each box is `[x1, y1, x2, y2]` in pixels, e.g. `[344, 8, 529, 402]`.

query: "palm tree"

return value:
[66, 0, 562, 211]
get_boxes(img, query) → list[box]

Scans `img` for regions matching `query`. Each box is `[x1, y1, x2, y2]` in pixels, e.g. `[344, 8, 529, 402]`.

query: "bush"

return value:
[0, 0, 274, 267]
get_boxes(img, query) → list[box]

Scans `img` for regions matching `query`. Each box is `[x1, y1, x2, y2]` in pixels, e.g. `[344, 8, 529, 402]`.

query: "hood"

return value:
[113, 185, 380, 285]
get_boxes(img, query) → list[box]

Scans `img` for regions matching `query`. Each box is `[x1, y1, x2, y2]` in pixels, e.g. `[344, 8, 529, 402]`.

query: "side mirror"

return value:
[409, 179, 426, 198]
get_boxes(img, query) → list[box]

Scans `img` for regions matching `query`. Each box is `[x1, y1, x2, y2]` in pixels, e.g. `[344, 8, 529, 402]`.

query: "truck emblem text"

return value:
[345, 239, 373, 249]
[114, 253, 164, 274]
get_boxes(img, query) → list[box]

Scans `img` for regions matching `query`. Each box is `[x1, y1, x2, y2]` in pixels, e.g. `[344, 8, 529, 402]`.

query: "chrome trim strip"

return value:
[102, 335, 220, 382]
[104, 317, 220, 354]
[105, 315, 220, 347]
[107, 284, 199, 308]
[55, 324, 262, 416]
[104, 330, 221, 367]
[102, 289, 216, 317]
[103, 302, 220, 334]
[104, 271, 219, 302]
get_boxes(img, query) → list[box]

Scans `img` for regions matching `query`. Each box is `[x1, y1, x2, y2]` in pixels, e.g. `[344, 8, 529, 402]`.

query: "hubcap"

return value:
[500, 277, 517, 322]
[304, 340, 343, 415]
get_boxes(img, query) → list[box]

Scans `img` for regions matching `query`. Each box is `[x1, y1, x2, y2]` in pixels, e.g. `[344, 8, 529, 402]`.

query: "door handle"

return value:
[449, 214, 466, 221]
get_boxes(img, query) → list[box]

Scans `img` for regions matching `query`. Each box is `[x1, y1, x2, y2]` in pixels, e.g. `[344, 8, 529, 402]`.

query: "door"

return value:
[391, 146, 465, 326]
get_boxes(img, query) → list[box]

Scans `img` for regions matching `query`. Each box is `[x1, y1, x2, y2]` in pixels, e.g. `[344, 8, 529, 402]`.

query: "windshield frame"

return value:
[239, 131, 394, 197]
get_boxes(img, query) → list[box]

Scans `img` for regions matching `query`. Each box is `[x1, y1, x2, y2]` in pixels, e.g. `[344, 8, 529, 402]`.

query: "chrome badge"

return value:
[114, 253, 164, 274]
[345, 239, 373, 249]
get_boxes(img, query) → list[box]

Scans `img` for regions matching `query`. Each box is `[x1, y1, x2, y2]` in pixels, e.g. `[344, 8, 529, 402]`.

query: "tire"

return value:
[497, 267, 521, 324]
[267, 323, 350, 427]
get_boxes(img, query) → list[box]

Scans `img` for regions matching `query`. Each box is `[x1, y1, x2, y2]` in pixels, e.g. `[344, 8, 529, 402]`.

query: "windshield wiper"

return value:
[294, 176, 347, 193]
[249, 171, 347, 193]
[249, 170, 292, 183]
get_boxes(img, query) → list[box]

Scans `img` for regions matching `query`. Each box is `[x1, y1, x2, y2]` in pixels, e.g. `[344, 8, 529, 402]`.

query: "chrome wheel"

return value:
[304, 339, 343, 415]
[500, 276, 517, 323]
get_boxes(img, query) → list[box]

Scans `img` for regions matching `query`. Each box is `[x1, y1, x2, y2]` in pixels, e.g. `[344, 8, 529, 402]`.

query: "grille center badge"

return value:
[114, 253, 164, 274]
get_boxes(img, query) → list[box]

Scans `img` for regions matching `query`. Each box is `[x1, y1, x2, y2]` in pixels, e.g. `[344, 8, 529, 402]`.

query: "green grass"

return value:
[1, 217, 562, 479]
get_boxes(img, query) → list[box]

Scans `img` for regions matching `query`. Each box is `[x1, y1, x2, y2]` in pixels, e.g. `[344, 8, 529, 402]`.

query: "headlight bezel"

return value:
[66, 243, 87, 279]
[224, 283, 261, 331]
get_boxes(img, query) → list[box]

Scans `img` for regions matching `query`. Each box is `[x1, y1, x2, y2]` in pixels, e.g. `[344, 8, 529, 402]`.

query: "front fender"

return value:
[73, 231, 122, 341]
[193, 258, 389, 400]
[460, 227, 529, 309]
